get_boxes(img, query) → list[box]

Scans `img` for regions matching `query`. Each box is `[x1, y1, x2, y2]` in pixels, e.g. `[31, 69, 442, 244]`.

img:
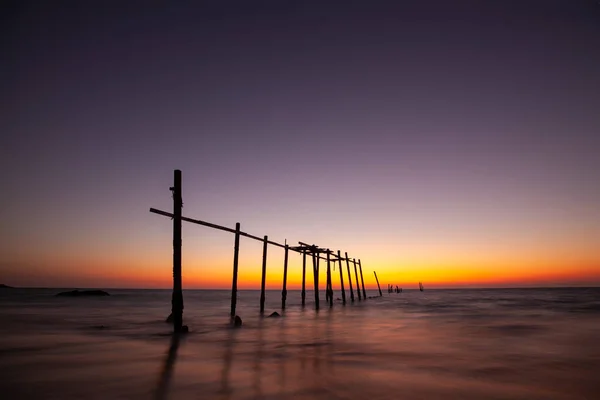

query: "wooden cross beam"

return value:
[150, 208, 342, 263]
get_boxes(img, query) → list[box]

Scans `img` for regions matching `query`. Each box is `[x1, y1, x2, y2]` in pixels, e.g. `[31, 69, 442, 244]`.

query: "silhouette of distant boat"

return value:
[419, 282, 424, 292]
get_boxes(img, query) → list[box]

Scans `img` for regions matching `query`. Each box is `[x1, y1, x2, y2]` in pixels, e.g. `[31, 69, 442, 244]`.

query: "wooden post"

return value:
[313, 253, 320, 310]
[230, 222, 241, 318]
[374, 271, 382, 297]
[345, 252, 354, 302]
[171, 169, 184, 332]
[326, 250, 333, 307]
[358, 259, 367, 299]
[337, 250, 346, 304]
[301, 251, 306, 306]
[281, 244, 289, 310]
[260, 235, 268, 314]
[353, 258, 362, 301]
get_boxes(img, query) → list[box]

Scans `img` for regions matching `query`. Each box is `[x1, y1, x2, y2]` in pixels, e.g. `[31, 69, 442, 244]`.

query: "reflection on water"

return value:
[219, 327, 235, 399]
[0, 288, 599, 399]
[155, 333, 181, 400]
[253, 319, 264, 399]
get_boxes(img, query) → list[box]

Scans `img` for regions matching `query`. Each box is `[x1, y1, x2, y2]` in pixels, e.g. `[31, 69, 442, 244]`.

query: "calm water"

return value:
[1, 287, 599, 399]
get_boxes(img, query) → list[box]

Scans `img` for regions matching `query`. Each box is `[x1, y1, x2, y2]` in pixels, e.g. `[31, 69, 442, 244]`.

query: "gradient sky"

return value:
[2, 0, 600, 289]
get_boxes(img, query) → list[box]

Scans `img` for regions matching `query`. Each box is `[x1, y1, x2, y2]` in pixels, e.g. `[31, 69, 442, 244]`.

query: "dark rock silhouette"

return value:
[233, 315, 242, 327]
[267, 311, 281, 318]
[55, 290, 109, 297]
[0, 284, 13, 289]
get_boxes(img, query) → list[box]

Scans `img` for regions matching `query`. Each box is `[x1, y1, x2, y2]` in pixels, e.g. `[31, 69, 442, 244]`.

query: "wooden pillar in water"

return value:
[373, 271, 382, 297]
[345, 252, 355, 302]
[337, 250, 346, 304]
[353, 258, 362, 301]
[326, 250, 333, 307]
[260, 235, 268, 314]
[171, 169, 184, 332]
[312, 253, 320, 310]
[230, 222, 241, 318]
[358, 259, 367, 299]
[301, 251, 306, 306]
[281, 244, 289, 310]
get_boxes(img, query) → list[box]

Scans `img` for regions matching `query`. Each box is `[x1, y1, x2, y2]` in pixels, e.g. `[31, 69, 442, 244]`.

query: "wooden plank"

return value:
[150, 208, 334, 261]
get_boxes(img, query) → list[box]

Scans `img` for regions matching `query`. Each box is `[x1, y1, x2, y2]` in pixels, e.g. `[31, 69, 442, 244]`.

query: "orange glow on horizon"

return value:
[3, 241, 598, 289]
[58, 260, 599, 289]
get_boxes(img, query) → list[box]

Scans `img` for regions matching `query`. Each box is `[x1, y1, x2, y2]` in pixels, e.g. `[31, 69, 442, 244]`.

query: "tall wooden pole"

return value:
[337, 250, 346, 304]
[281, 244, 289, 310]
[230, 222, 241, 318]
[301, 251, 306, 306]
[260, 235, 268, 314]
[313, 253, 320, 310]
[373, 271, 382, 297]
[171, 169, 183, 332]
[345, 252, 354, 302]
[358, 259, 367, 299]
[326, 250, 333, 307]
[353, 258, 362, 300]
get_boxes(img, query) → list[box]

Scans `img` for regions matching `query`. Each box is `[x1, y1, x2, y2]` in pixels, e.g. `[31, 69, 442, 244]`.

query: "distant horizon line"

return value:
[3, 285, 598, 291]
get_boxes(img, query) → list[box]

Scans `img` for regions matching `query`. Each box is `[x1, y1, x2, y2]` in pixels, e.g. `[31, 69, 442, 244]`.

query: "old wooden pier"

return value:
[151, 170, 384, 332]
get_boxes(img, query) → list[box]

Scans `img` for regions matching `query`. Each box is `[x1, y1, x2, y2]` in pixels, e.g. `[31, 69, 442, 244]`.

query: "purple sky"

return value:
[2, 1, 600, 287]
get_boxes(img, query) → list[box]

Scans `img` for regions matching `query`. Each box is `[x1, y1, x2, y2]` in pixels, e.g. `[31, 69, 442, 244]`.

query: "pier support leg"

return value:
[353, 258, 362, 301]
[326, 250, 333, 307]
[313, 253, 320, 310]
[358, 259, 367, 299]
[260, 235, 268, 314]
[171, 169, 184, 333]
[301, 251, 306, 307]
[345, 252, 354, 302]
[374, 271, 382, 297]
[281, 244, 289, 310]
[230, 223, 241, 318]
[337, 250, 346, 304]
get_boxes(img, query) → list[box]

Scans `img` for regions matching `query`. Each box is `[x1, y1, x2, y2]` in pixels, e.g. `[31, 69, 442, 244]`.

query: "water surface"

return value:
[1, 288, 599, 399]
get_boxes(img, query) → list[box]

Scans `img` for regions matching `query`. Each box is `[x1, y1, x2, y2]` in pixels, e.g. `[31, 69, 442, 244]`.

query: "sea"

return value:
[1, 287, 599, 399]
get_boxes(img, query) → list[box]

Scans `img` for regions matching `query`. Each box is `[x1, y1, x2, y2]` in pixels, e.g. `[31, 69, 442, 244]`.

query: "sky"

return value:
[2, 0, 600, 289]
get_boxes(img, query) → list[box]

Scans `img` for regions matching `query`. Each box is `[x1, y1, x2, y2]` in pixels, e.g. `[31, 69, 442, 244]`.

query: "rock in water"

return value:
[267, 312, 281, 318]
[233, 315, 243, 327]
[55, 290, 110, 297]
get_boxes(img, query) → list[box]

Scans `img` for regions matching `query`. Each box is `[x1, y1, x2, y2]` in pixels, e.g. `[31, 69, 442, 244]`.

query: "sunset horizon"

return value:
[3, 2, 600, 398]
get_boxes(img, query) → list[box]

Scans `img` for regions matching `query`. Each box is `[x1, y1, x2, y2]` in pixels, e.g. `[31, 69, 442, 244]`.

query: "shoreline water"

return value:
[1, 288, 599, 399]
